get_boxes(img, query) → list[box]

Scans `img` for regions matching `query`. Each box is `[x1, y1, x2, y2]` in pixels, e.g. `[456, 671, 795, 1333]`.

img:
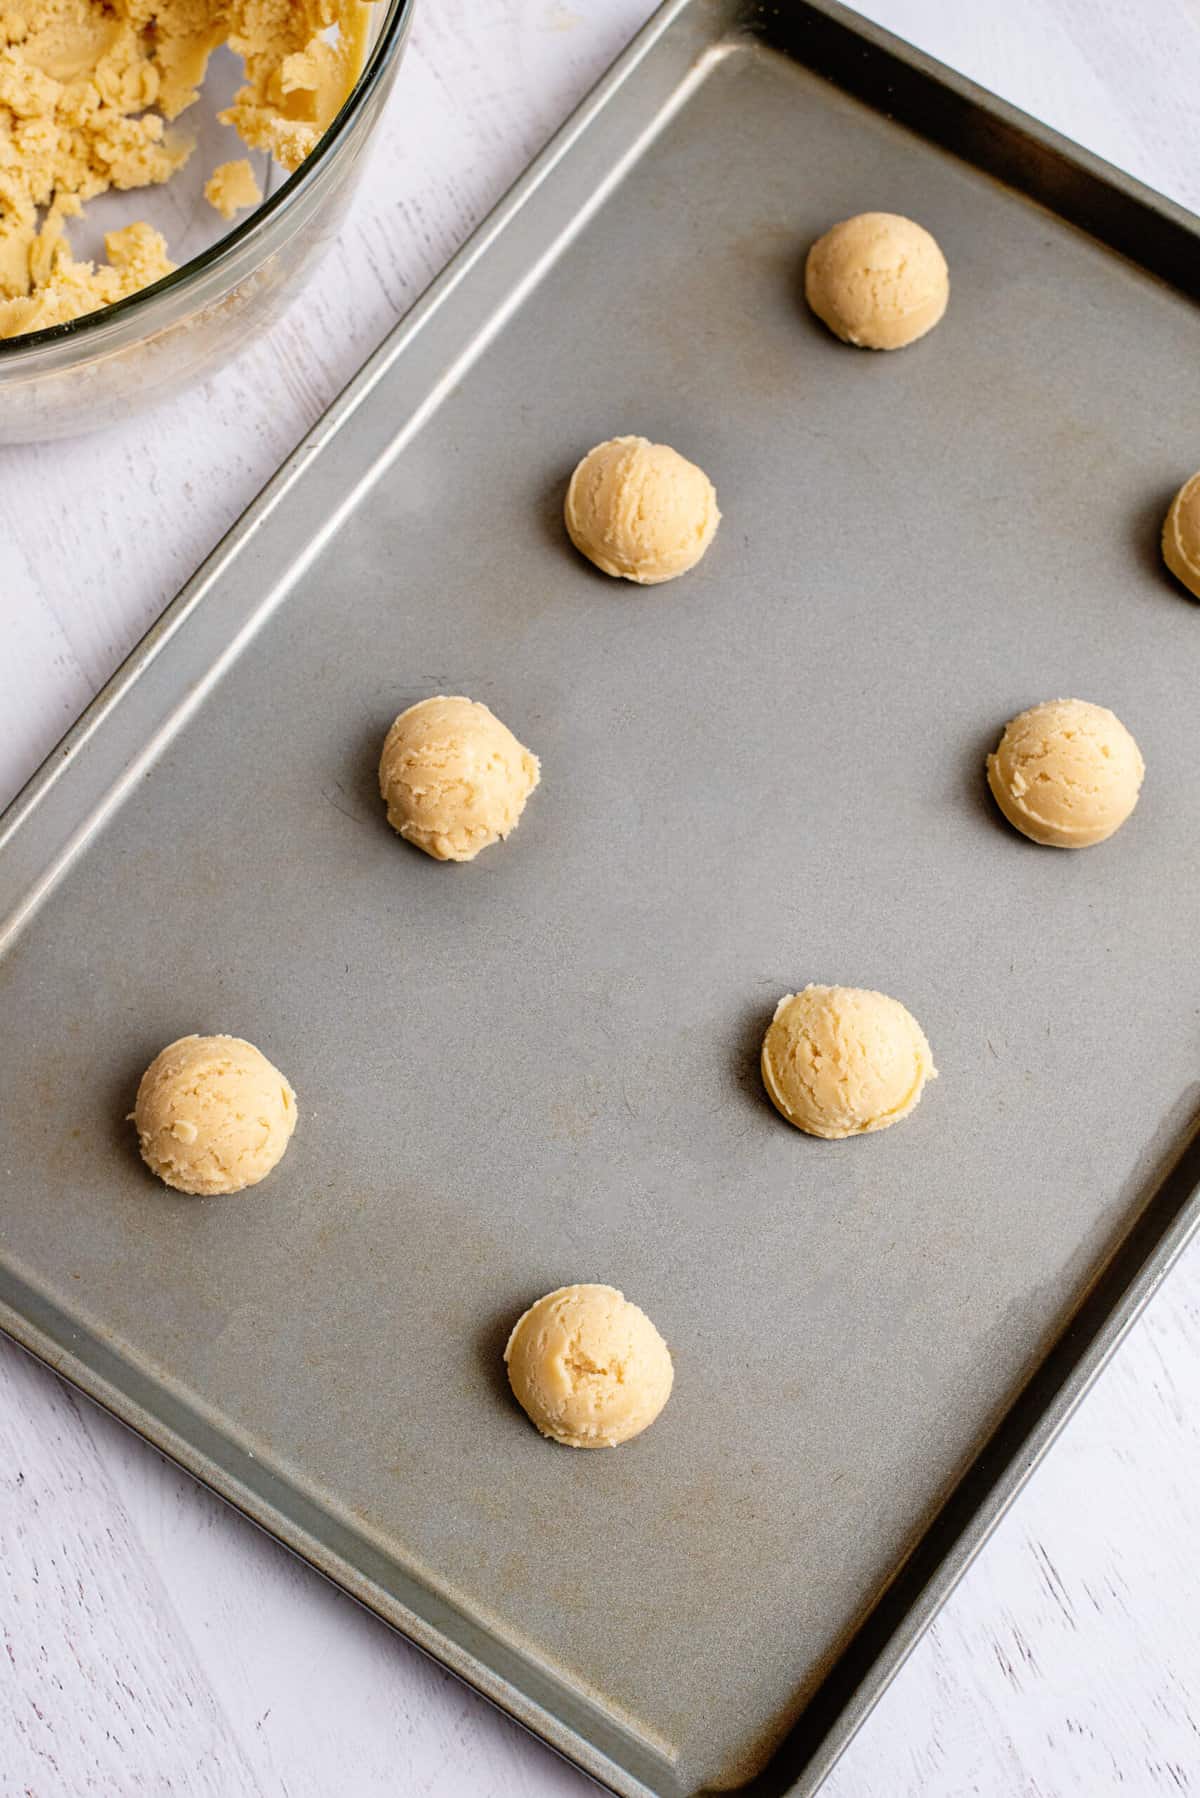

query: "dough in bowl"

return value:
[564, 435, 719, 583]
[1162, 471, 1200, 599]
[987, 698, 1144, 848]
[378, 695, 540, 862]
[761, 985, 936, 1139]
[805, 212, 949, 350]
[0, 0, 374, 338]
[504, 1283, 674, 1448]
[132, 1034, 297, 1195]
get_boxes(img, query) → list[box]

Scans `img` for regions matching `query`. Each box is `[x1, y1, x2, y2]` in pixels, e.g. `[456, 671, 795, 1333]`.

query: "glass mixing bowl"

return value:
[0, 0, 414, 445]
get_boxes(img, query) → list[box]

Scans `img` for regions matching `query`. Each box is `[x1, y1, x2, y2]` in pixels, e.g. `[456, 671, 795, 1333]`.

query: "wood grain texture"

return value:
[3, 3, 1200, 1794]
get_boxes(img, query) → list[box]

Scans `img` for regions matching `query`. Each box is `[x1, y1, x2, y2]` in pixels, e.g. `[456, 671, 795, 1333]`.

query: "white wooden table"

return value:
[4, 4, 1200, 1793]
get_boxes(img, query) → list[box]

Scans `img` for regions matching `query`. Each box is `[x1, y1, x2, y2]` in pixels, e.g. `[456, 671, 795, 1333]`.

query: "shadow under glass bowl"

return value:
[0, 0, 415, 446]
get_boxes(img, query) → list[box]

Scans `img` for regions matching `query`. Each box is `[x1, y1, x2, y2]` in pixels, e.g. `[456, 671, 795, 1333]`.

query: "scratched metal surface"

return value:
[3, 3, 1200, 1794]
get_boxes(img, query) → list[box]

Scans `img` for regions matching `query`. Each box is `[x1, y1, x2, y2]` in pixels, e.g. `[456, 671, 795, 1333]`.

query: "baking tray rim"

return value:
[4, 2, 1200, 1794]
[5, 1147, 1200, 1798]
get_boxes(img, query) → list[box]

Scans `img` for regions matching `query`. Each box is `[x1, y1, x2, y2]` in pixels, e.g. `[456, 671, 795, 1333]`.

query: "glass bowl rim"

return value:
[0, 0, 415, 361]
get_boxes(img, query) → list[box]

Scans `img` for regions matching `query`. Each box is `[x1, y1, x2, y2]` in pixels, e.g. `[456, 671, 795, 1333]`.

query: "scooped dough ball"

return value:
[504, 1284, 674, 1448]
[805, 212, 949, 350]
[987, 698, 1144, 848]
[1162, 471, 1200, 598]
[132, 1035, 297, 1195]
[378, 695, 540, 862]
[564, 435, 720, 584]
[761, 985, 936, 1139]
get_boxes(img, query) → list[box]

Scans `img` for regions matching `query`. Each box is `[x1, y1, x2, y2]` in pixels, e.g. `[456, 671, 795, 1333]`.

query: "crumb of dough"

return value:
[204, 157, 263, 219]
[0, 218, 175, 337]
[504, 1285, 674, 1448]
[0, 0, 373, 339]
[221, 0, 372, 171]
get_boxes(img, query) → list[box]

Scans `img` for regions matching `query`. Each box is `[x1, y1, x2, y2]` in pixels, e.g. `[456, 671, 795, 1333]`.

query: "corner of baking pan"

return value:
[741, 0, 1200, 300]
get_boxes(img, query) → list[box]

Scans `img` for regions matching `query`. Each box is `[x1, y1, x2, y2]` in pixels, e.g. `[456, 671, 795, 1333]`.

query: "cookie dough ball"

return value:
[564, 436, 720, 584]
[379, 695, 540, 862]
[805, 212, 949, 350]
[1162, 471, 1200, 599]
[132, 1035, 297, 1195]
[762, 985, 936, 1139]
[987, 698, 1144, 848]
[504, 1284, 674, 1448]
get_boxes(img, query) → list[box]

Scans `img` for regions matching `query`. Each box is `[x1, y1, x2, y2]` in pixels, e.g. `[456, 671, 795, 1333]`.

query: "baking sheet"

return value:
[3, 3, 1200, 1794]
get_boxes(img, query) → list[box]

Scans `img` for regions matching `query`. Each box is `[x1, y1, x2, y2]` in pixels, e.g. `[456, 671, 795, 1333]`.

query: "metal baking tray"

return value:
[4, 3, 1200, 1792]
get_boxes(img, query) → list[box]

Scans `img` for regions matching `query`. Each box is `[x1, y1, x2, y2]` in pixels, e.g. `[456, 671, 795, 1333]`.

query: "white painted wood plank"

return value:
[0, 1344, 266, 1795]
[4, 4, 1200, 1796]
[825, 1260, 1200, 1798]
[0, 585, 91, 809]
[870, 0, 1200, 215]
[77, 1372, 587, 1798]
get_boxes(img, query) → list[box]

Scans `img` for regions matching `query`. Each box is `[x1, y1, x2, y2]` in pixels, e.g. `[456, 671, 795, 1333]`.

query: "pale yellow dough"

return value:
[132, 1033, 297, 1195]
[378, 695, 540, 863]
[564, 435, 720, 584]
[504, 1284, 673, 1448]
[762, 985, 936, 1139]
[0, 0, 372, 338]
[0, 219, 176, 338]
[1162, 471, 1200, 599]
[805, 212, 949, 350]
[987, 698, 1144, 848]
[204, 158, 263, 220]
